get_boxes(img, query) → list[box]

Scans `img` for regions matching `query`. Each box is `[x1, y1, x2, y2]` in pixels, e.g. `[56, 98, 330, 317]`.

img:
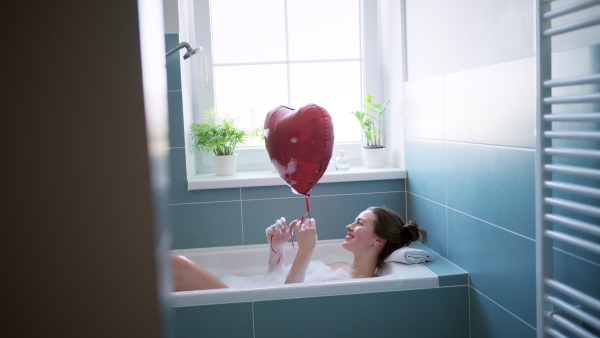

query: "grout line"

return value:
[167, 200, 241, 206]
[418, 242, 469, 274]
[407, 191, 535, 243]
[470, 286, 537, 332]
[404, 179, 408, 221]
[446, 206, 535, 242]
[554, 246, 600, 269]
[468, 278, 472, 338]
[240, 188, 244, 245]
[251, 302, 256, 338]
[167, 190, 406, 206]
[444, 138, 449, 259]
[404, 136, 536, 152]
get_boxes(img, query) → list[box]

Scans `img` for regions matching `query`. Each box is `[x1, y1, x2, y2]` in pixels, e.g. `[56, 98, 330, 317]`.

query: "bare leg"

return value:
[170, 255, 228, 291]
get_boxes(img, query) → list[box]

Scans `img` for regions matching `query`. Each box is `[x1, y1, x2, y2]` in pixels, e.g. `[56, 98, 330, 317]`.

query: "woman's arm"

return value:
[266, 217, 296, 273]
[285, 218, 317, 284]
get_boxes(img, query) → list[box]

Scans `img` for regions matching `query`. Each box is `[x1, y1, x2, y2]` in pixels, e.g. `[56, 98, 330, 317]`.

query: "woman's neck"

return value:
[350, 253, 379, 278]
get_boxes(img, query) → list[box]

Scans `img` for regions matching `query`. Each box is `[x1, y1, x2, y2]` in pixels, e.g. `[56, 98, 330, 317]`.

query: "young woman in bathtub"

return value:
[170, 206, 427, 291]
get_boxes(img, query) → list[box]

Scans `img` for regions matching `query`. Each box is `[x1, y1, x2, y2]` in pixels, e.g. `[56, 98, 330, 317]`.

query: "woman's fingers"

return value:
[289, 220, 299, 233]
[298, 218, 315, 230]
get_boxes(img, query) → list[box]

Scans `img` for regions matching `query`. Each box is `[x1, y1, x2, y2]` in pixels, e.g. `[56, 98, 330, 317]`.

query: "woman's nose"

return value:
[346, 223, 353, 231]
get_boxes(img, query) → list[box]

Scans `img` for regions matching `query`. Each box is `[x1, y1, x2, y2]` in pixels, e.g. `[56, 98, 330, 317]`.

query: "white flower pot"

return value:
[362, 147, 387, 168]
[213, 154, 238, 176]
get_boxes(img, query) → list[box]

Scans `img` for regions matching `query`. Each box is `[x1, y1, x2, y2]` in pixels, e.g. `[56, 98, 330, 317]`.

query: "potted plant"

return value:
[351, 94, 390, 168]
[190, 108, 252, 176]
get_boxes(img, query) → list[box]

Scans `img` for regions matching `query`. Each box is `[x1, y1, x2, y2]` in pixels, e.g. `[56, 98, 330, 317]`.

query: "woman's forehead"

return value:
[357, 209, 375, 221]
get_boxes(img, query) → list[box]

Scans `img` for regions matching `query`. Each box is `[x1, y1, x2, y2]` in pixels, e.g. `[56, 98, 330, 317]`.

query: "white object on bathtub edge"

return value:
[384, 247, 433, 264]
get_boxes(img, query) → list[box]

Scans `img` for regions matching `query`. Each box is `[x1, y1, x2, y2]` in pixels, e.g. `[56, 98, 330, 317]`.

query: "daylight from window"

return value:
[209, 0, 363, 146]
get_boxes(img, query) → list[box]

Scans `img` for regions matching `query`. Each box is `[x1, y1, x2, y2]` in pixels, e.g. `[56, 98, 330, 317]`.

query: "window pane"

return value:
[214, 64, 288, 145]
[289, 61, 362, 142]
[211, 0, 286, 63]
[287, 0, 360, 61]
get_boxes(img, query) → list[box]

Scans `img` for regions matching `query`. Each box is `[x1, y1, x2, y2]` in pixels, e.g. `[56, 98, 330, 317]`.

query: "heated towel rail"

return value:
[536, 0, 600, 337]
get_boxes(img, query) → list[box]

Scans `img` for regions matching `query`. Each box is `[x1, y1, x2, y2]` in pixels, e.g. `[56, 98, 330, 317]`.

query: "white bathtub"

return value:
[171, 239, 439, 307]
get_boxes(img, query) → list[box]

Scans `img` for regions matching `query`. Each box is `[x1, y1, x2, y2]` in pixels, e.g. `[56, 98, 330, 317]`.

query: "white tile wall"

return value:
[405, 0, 534, 80]
[403, 58, 536, 148]
[444, 57, 536, 148]
[403, 76, 445, 140]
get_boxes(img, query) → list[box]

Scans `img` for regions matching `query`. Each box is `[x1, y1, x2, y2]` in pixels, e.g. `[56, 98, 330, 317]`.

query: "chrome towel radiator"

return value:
[536, 0, 600, 337]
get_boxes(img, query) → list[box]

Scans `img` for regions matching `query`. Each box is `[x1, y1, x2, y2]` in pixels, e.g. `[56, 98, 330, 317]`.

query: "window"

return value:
[210, 0, 362, 145]
[179, 0, 387, 177]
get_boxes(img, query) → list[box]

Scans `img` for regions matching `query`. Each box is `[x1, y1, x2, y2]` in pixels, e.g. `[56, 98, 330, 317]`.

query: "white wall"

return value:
[405, 0, 534, 81]
[164, 0, 179, 34]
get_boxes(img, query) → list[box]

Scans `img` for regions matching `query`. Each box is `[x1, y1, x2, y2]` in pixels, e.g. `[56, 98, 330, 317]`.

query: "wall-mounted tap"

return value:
[166, 42, 202, 60]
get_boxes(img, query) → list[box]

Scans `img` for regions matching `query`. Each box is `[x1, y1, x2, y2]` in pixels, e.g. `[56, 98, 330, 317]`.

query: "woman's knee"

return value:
[170, 254, 194, 271]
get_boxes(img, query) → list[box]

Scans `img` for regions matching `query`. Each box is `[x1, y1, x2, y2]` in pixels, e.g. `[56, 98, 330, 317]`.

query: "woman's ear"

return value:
[374, 237, 387, 247]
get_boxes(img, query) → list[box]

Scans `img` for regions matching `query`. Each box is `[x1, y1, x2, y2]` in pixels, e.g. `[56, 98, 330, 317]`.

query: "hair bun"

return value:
[402, 220, 423, 242]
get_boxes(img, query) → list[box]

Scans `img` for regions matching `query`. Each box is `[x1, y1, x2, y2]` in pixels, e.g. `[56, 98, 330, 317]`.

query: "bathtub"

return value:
[171, 239, 439, 307]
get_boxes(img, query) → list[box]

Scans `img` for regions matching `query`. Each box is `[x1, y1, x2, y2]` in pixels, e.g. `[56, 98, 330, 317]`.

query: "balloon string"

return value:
[269, 194, 311, 257]
[301, 194, 311, 223]
[294, 194, 311, 253]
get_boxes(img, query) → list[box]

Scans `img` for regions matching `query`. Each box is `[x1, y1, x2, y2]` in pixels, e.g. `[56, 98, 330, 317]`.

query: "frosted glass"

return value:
[211, 0, 286, 63]
[214, 64, 288, 145]
[287, 0, 360, 61]
[289, 61, 362, 142]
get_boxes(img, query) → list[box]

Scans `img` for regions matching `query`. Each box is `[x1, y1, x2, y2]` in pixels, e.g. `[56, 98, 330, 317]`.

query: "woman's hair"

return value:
[369, 206, 427, 269]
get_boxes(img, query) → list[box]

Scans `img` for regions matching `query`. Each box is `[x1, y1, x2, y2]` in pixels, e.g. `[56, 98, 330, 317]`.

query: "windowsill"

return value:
[188, 166, 406, 190]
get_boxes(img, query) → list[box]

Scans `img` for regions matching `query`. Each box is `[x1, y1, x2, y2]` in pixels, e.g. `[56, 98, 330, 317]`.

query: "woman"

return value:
[170, 206, 427, 291]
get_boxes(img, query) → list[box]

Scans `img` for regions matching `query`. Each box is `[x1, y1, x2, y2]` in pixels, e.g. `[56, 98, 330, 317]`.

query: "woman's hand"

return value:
[266, 217, 296, 253]
[285, 218, 317, 284]
[292, 218, 317, 254]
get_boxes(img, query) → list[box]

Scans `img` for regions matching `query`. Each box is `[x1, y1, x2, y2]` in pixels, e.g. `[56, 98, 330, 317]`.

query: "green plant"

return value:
[190, 108, 253, 156]
[351, 94, 390, 148]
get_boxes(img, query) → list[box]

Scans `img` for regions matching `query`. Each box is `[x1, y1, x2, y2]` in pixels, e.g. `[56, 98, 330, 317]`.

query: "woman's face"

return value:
[342, 209, 380, 253]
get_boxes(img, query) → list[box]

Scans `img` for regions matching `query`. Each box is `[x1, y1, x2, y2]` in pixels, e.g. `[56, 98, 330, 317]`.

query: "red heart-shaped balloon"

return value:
[264, 104, 335, 195]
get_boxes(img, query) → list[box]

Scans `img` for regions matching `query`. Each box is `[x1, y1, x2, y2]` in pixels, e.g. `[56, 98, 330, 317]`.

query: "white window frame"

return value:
[177, 0, 405, 189]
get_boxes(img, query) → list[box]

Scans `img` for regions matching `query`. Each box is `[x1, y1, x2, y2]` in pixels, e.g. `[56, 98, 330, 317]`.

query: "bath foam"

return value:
[271, 157, 298, 187]
[219, 260, 352, 289]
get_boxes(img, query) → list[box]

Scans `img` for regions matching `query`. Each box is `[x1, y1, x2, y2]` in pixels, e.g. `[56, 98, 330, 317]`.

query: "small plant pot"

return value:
[213, 154, 238, 176]
[362, 147, 386, 168]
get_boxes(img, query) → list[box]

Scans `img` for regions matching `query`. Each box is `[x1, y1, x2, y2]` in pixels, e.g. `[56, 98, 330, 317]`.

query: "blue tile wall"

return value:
[405, 135, 539, 331]
[168, 180, 406, 250]
[448, 210, 536, 326]
[405, 138, 446, 204]
[165, 34, 181, 92]
[407, 193, 448, 257]
[253, 287, 469, 338]
[168, 91, 184, 148]
[553, 248, 600, 302]
[169, 201, 243, 249]
[445, 142, 536, 239]
[174, 302, 253, 338]
[174, 286, 469, 338]
[470, 288, 536, 338]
